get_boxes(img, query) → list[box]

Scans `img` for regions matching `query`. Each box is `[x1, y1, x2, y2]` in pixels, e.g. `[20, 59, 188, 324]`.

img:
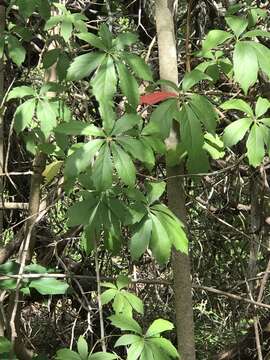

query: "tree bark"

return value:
[155, 1, 196, 359]
[0, 3, 5, 246]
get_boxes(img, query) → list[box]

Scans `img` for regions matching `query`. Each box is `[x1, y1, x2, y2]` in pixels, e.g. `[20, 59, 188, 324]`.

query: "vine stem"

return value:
[94, 239, 106, 352]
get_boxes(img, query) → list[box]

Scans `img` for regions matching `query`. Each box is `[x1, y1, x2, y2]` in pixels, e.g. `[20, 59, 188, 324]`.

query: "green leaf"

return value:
[113, 294, 129, 314]
[182, 69, 211, 92]
[115, 334, 142, 347]
[117, 62, 139, 108]
[14, 98, 36, 133]
[150, 214, 171, 264]
[116, 275, 129, 290]
[92, 143, 113, 190]
[91, 56, 117, 102]
[223, 117, 252, 147]
[81, 225, 95, 255]
[113, 292, 127, 314]
[111, 142, 136, 186]
[225, 16, 248, 37]
[0, 337, 12, 354]
[153, 206, 188, 254]
[7, 86, 35, 101]
[98, 100, 116, 134]
[43, 48, 61, 69]
[140, 344, 154, 360]
[180, 105, 208, 173]
[56, 349, 81, 360]
[114, 32, 138, 49]
[7, 35, 26, 66]
[55, 121, 104, 136]
[36, 100, 57, 138]
[124, 53, 153, 81]
[77, 336, 88, 360]
[188, 94, 218, 133]
[127, 340, 144, 360]
[246, 124, 265, 167]
[67, 196, 98, 226]
[149, 338, 179, 359]
[242, 30, 270, 39]
[147, 345, 170, 360]
[88, 352, 118, 360]
[65, 139, 104, 179]
[77, 33, 107, 50]
[61, 16, 73, 42]
[39, 0, 50, 19]
[42, 160, 63, 183]
[29, 278, 69, 295]
[101, 281, 117, 289]
[146, 182, 166, 205]
[146, 319, 174, 337]
[56, 52, 70, 81]
[17, 0, 36, 18]
[118, 137, 155, 168]
[203, 133, 225, 160]
[0, 261, 20, 290]
[109, 314, 142, 334]
[130, 217, 152, 260]
[221, 99, 253, 117]
[112, 114, 140, 135]
[67, 52, 105, 81]
[150, 99, 177, 138]
[45, 15, 63, 30]
[249, 42, 270, 78]
[98, 24, 113, 49]
[123, 292, 144, 314]
[101, 289, 117, 305]
[255, 97, 270, 118]
[202, 30, 233, 52]
[24, 264, 47, 274]
[233, 41, 258, 94]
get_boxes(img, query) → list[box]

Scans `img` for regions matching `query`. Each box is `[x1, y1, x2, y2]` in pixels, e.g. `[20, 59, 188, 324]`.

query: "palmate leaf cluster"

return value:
[7, 14, 187, 266]
[54, 275, 178, 360]
[3, 1, 270, 357]
[7, 1, 270, 267]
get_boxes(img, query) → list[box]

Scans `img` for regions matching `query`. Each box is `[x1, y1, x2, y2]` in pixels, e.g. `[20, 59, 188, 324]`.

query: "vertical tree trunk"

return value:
[6, 13, 58, 359]
[0, 3, 5, 246]
[0, 2, 5, 338]
[155, 1, 196, 359]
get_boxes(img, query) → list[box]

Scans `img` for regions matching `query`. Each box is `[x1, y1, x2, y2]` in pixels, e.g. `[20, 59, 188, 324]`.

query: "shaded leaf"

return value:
[117, 62, 139, 108]
[130, 218, 152, 261]
[14, 99, 36, 133]
[67, 52, 105, 81]
[111, 142, 136, 186]
[92, 143, 113, 190]
[125, 53, 153, 81]
[233, 41, 258, 94]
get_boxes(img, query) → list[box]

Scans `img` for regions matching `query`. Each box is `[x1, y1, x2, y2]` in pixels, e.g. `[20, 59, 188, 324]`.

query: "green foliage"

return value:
[0, 261, 69, 295]
[5, 3, 270, 357]
[56, 336, 118, 360]
[221, 97, 270, 166]
[113, 316, 179, 360]
[101, 275, 143, 317]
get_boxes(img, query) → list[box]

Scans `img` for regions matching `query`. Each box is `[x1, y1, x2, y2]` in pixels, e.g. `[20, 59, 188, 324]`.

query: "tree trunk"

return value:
[155, 1, 196, 359]
[0, 2, 5, 246]
[6, 13, 58, 359]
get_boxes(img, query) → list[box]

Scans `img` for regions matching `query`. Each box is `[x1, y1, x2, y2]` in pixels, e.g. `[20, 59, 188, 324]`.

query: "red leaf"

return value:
[140, 91, 178, 105]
